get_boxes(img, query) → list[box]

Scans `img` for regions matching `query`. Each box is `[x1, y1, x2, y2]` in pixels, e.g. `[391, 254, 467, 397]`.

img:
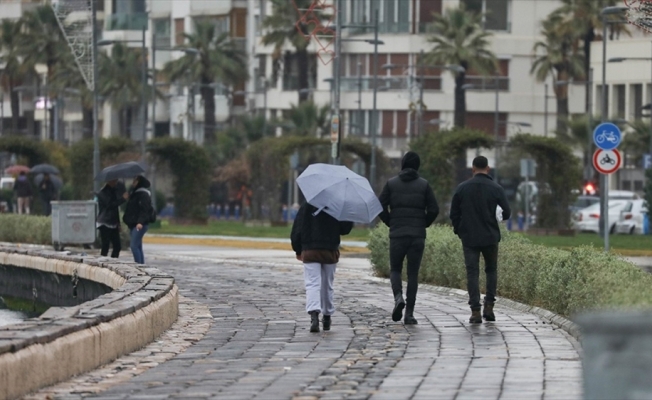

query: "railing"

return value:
[105, 12, 148, 31]
[464, 76, 510, 91]
[339, 76, 442, 91]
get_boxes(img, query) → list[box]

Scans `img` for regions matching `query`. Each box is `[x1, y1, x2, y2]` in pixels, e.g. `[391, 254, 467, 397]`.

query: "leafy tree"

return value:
[19, 6, 64, 78]
[0, 19, 27, 132]
[531, 13, 584, 136]
[163, 20, 248, 144]
[241, 115, 275, 143]
[425, 4, 496, 128]
[285, 101, 330, 137]
[262, 0, 328, 103]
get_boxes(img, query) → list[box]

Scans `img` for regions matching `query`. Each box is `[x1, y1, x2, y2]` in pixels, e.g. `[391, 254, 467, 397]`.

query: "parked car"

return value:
[608, 190, 640, 200]
[570, 195, 599, 214]
[615, 200, 648, 235]
[572, 200, 629, 234]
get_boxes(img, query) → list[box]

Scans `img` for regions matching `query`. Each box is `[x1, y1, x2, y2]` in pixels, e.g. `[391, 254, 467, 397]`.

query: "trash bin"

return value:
[51, 201, 97, 251]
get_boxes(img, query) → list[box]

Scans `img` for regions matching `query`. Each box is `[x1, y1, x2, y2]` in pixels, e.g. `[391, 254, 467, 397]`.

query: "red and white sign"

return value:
[593, 149, 622, 175]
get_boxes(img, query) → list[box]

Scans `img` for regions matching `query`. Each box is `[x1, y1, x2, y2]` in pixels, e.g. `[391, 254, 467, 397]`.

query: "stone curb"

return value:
[0, 246, 179, 400]
[162, 254, 581, 342]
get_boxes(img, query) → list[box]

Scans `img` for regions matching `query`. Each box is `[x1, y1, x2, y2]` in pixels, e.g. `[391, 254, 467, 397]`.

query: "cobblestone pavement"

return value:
[44, 245, 583, 400]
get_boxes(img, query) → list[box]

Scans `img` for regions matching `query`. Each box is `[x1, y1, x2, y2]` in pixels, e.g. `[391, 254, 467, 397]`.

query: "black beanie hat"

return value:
[401, 151, 420, 171]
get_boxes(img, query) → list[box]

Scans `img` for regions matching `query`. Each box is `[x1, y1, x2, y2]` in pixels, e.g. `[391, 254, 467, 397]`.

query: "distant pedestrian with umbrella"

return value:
[378, 151, 439, 325]
[39, 173, 57, 216]
[13, 171, 32, 214]
[293, 164, 381, 333]
[450, 156, 511, 324]
[123, 175, 154, 264]
[96, 179, 127, 258]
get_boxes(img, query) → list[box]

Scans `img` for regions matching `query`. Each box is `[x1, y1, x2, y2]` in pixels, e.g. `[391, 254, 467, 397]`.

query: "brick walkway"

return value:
[49, 245, 583, 400]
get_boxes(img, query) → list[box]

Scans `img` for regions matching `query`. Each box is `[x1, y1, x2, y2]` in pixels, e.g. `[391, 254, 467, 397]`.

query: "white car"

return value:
[572, 200, 629, 234]
[615, 200, 648, 235]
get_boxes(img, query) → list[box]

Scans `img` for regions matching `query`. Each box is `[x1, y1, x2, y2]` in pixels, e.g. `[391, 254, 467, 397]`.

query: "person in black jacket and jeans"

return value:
[96, 179, 126, 258]
[450, 156, 511, 323]
[378, 151, 439, 324]
[291, 202, 353, 333]
[123, 175, 153, 264]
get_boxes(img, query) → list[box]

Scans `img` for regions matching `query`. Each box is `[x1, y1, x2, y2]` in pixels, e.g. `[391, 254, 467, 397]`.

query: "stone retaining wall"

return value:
[0, 246, 179, 400]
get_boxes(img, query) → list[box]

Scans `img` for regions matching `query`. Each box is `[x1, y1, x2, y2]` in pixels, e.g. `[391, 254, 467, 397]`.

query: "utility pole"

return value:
[331, 0, 342, 165]
[370, 9, 379, 191]
[418, 49, 425, 137]
[92, 0, 100, 193]
[544, 83, 548, 137]
[140, 26, 147, 161]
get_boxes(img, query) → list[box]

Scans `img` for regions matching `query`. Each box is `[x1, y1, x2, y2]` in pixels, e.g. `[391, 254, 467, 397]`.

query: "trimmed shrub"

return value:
[0, 215, 51, 245]
[368, 225, 652, 317]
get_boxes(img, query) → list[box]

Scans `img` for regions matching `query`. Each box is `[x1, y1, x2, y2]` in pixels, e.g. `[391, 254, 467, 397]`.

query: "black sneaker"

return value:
[323, 315, 331, 331]
[392, 295, 406, 322]
[310, 311, 320, 333]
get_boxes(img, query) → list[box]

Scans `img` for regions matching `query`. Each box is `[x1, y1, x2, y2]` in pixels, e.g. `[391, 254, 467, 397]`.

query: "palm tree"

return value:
[98, 43, 146, 137]
[163, 20, 248, 143]
[531, 14, 584, 136]
[286, 101, 330, 137]
[262, 0, 328, 103]
[0, 19, 26, 133]
[425, 5, 497, 128]
[19, 6, 65, 82]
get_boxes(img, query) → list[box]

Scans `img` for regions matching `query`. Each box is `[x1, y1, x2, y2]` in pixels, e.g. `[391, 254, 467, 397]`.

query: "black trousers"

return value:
[463, 244, 498, 311]
[99, 225, 121, 258]
[389, 237, 425, 309]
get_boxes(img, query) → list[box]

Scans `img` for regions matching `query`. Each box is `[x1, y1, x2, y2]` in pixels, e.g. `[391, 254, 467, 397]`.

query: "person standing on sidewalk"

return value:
[378, 151, 439, 325]
[449, 156, 511, 324]
[96, 179, 126, 258]
[123, 175, 154, 264]
[291, 202, 353, 333]
[39, 173, 56, 216]
[13, 172, 32, 214]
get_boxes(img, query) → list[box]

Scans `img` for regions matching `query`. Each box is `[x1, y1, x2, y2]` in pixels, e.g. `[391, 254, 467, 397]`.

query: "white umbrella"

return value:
[296, 163, 382, 224]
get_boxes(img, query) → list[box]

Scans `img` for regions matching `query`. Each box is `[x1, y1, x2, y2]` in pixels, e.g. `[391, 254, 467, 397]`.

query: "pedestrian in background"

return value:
[450, 156, 511, 323]
[378, 151, 439, 325]
[291, 202, 353, 333]
[39, 173, 56, 216]
[96, 179, 126, 258]
[13, 171, 32, 214]
[123, 175, 154, 264]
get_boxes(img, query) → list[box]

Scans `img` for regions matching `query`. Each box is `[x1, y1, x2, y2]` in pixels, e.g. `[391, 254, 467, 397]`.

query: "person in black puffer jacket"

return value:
[291, 202, 353, 333]
[123, 175, 153, 264]
[378, 151, 439, 325]
[96, 179, 126, 258]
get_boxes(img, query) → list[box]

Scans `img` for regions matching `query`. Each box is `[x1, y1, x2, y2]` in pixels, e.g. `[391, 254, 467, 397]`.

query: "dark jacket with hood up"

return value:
[123, 176, 153, 229]
[378, 151, 439, 238]
[449, 173, 511, 248]
[97, 181, 126, 227]
[13, 175, 32, 198]
[291, 203, 353, 257]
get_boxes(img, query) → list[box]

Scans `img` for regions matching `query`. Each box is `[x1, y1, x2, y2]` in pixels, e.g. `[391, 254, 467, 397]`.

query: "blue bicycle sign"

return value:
[593, 122, 622, 151]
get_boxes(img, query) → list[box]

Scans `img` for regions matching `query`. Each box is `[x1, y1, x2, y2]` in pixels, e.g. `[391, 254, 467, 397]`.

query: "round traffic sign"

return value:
[593, 149, 622, 174]
[593, 122, 622, 150]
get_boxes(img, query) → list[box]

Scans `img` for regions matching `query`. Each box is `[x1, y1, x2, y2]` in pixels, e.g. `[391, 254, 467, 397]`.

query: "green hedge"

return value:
[369, 224, 652, 317]
[0, 215, 51, 245]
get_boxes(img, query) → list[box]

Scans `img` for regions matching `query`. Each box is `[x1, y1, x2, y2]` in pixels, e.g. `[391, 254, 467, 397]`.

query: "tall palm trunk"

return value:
[9, 82, 20, 133]
[82, 106, 93, 139]
[201, 82, 216, 143]
[454, 73, 466, 128]
[556, 70, 570, 135]
[297, 48, 309, 103]
[583, 26, 594, 114]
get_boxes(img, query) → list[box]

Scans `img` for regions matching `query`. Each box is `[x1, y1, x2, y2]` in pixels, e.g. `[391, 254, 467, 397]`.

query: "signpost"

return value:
[593, 122, 622, 252]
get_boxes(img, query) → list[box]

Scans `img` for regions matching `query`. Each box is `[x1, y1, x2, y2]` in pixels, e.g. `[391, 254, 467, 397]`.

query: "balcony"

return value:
[339, 76, 442, 91]
[105, 13, 148, 31]
[464, 76, 510, 91]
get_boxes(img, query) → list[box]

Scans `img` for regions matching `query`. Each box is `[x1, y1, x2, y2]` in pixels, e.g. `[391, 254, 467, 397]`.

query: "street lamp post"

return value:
[91, 0, 100, 193]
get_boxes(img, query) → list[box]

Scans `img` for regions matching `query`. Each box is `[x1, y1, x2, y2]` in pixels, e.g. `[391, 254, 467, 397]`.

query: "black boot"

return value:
[392, 293, 406, 322]
[404, 306, 418, 325]
[310, 311, 320, 333]
[483, 303, 495, 322]
[469, 309, 482, 324]
[323, 315, 331, 331]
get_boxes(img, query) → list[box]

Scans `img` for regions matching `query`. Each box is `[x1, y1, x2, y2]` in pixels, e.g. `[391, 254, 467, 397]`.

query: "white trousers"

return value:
[303, 262, 337, 315]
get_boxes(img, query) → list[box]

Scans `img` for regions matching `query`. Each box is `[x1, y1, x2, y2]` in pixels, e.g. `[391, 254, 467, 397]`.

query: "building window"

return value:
[465, 59, 510, 91]
[349, 0, 410, 33]
[615, 84, 626, 119]
[194, 15, 229, 35]
[622, 180, 632, 191]
[635, 180, 644, 191]
[153, 18, 171, 48]
[174, 18, 184, 46]
[282, 53, 317, 91]
[418, 0, 442, 33]
[466, 112, 508, 139]
[461, 0, 510, 31]
[632, 84, 643, 121]
[349, 110, 367, 136]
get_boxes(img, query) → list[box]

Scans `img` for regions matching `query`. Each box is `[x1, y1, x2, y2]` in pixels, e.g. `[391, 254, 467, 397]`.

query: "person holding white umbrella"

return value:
[293, 163, 382, 333]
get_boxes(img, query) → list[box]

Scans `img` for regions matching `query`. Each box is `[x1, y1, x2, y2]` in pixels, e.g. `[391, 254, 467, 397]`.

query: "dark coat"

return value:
[378, 153, 439, 238]
[291, 203, 353, 256]
[13, 177, 32, 198]
[123, 177, 153, 229]
[449, 173, 512, 248]
[39, 179, 56, 202]
[97, 183, 126, 227]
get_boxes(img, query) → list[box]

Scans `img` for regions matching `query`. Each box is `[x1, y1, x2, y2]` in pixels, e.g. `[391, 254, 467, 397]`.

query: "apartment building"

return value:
[248, 0, 586, 166]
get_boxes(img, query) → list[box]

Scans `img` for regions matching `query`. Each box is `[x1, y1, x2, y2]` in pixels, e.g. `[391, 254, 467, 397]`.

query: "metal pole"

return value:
[92, 0, 100, 193]
[587, 67, 593, 181]
[332, 0, 342, 164]
[418, 49, 424, 137]
[525, 174, 529, 231]
[357, 61, 362, 135]
[649, 40, 652, 157]
[370, 9, 379, 190]
[262, 78, 267, 137]
[151, 31, 157, 211]
[544, 83, 548, 137]
[53, 97, 59, 142]
[44, 87, 48, 140]
[140, 27, 147, 161]
[600, 18, 609, 252]
[0, 93, 3, 136]
[494, 76, 499, 184]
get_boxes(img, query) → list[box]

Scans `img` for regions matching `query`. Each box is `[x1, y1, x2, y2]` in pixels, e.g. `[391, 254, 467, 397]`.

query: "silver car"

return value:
[615, 200, 648, 235]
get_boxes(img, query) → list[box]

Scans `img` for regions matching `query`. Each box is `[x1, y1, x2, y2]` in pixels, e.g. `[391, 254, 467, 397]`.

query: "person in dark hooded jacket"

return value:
[123, 175, 153, 264]
[96, 179, 126, 258]
[378, 151, 439, 324]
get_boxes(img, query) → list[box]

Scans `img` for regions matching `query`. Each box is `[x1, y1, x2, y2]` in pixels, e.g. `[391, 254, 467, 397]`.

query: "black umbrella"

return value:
[94, 161, 146, 182]
[34, 173, 63, 190]
[30, 164, 60, 175]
